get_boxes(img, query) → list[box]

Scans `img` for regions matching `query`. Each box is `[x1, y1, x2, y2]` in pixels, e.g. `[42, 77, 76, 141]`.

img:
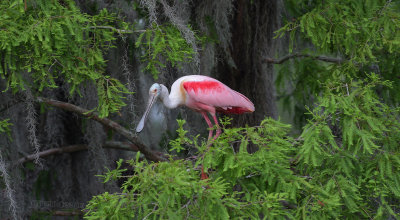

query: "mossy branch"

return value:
[35, 97, 167, 162]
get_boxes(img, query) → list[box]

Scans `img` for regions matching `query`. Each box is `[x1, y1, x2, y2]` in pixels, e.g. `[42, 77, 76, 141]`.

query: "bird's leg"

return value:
[201, 112, 214, 141]
[199, 113, 221, 180]
[199, 112, 214, 180]
[211, 113, 221, 140]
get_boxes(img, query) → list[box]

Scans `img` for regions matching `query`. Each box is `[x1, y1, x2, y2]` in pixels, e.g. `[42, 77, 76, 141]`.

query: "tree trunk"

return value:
[216, 0, 279, 127]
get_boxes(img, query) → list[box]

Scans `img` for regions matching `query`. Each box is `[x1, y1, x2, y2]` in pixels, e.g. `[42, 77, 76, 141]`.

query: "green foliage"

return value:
[296, 75, 400, 218]
[97, 159, 127, 183]
[275, 0, 400, 128]
[0, 0, 201, 117]
[0, 119, 12, 137]
[84, 118, 303, 219]
[273, 2, 400, 216]
[135, 23, 195, 79]
[277, 0, 400, 59]
[0, 0, 130, 117]
[96, 76, 132, 118]
[169, 119, 194, 153]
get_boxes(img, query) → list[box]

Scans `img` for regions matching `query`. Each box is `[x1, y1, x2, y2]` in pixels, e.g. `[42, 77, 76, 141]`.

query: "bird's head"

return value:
[149, 83, 161, 97]
[136, 83, 162, 133]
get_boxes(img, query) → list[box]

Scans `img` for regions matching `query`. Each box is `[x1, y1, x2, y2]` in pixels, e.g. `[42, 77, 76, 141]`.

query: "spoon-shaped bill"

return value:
[136, 94, 157, 133]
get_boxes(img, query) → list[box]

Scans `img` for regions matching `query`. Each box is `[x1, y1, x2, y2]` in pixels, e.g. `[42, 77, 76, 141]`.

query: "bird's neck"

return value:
[160, 84, 181, 109]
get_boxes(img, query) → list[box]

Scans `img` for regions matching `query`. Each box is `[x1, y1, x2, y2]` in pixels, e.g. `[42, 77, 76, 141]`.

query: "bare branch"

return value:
[263, 53, 344, 64]
[16, 141, 140, 165]
[36, 97, 168, 162]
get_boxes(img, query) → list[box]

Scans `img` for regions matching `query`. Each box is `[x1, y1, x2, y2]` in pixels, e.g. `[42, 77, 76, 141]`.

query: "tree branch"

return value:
[263, 53, 344, 64]
[16, 141, 140, 165]
[36, 97, 168, 162]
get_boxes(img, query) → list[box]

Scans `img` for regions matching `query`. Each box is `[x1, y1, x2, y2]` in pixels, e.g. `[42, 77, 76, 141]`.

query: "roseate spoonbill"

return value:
[136, 75, 255, 140]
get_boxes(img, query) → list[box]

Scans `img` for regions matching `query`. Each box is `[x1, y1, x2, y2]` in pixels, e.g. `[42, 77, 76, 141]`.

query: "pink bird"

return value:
[136, 75, 255, 140]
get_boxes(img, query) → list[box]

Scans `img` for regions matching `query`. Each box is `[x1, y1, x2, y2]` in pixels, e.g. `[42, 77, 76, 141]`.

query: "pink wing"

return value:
[182, 79, 254, 114]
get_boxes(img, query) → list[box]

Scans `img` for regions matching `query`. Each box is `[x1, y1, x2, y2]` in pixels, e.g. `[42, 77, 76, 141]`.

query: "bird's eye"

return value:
[154, 89, 157, 92]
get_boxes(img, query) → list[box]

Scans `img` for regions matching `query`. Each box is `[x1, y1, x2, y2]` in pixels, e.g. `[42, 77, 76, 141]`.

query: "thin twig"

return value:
[360, 206, 373, 220]
[36, 97, 168, 162]
[263, 53, 344, 64]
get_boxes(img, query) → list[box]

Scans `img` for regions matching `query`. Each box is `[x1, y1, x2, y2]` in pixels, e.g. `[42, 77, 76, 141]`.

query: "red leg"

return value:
[201, 111, 213, 140]
[211, 113, 221, 140]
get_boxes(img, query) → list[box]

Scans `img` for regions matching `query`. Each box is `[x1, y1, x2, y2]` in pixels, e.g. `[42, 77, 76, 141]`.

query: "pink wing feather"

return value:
[182, 78, 254, 114]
